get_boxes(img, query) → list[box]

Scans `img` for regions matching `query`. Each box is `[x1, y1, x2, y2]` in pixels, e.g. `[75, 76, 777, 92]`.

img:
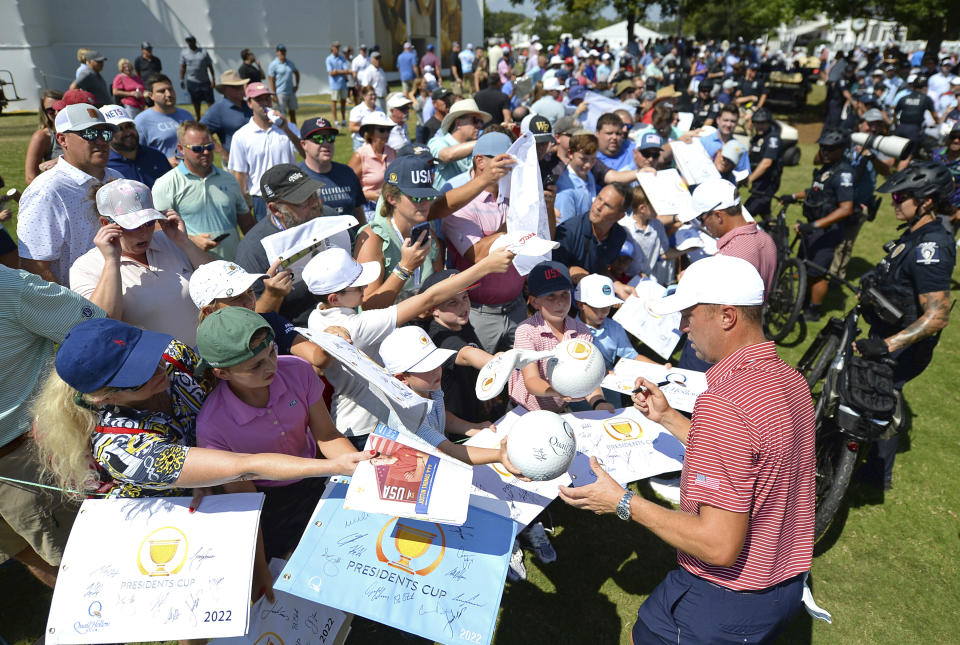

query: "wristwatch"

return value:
[616, 490, 634, 521]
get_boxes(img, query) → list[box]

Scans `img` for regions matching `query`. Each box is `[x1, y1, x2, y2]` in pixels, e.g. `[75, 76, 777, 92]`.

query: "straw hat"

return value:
[440, 98, 492, 134]
[215, 69, 249, 92]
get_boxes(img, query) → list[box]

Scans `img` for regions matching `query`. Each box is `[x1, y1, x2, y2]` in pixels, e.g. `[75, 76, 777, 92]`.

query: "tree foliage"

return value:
[682, 0, 798, 41]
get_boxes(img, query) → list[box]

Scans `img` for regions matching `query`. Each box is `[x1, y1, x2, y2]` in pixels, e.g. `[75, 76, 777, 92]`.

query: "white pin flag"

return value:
[502, 131, 552, 274]
[612, 279, 683, 360]
[260, 215, 357, 281]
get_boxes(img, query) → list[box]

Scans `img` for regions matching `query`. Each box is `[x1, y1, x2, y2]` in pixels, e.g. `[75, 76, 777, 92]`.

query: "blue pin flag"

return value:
[275, 483, 517, 645]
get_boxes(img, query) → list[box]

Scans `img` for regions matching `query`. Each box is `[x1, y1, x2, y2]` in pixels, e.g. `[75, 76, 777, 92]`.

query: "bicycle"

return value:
[761, 204, 807, 342]
[796, 264, 904, 541]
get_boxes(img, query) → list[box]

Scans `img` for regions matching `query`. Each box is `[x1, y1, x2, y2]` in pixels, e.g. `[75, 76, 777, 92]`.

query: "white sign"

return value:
[600, 359, 708, 413]
[669, 138, 720, 187]
[637, 169, 695, 221]
[582, 91, 635, 133]
[46, 494, 263, 644]
[502, 132, 551, 275]
[564, 407, 685, 485]
[612, 280, 682, 360]
[466, 408, 570, 529]
[260, 215, 357, 281]
[210, 558, 352, 645]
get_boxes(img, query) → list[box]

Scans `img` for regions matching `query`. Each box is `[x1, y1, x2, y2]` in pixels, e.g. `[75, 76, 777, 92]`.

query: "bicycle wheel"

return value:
[814, 409, 859, 542]
[801, 334, 840, 389]
[763, 257, 808, 342]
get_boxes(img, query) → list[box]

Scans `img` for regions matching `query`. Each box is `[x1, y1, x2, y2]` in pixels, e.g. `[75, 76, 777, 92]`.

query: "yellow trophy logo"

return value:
[375, 517, 445, 576]
[565, 341, 593, 360]
[252, 632, 284, 645]
[603, 418, 643, 441]
[137, 526, 188, 576]
[480, 376, 495, 392]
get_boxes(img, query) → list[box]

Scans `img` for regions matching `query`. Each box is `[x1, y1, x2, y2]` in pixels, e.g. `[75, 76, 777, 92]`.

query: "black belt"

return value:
[470, 295, 524, 315]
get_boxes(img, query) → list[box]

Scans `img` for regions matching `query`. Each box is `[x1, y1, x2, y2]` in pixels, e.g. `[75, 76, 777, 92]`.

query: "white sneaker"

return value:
[648, 474, 682, 505]
[507, 539, 526, 582]
[521, 521, 557, 564]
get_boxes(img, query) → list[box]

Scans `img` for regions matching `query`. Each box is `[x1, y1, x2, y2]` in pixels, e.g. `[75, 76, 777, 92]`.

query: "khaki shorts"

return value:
[330, 87, 349, 100]
[0, 434, 79, 566]
[276, 92, 299, 113]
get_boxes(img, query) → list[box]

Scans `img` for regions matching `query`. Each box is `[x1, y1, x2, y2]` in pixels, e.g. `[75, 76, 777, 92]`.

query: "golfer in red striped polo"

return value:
[559, 255, 815, 643]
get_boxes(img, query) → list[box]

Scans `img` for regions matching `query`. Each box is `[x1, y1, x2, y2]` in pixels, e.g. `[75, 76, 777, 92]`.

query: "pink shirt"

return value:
[196, 355, 324, 487]
[678, 342, 815, 590]
[508, 313, 594, 412]
[442, 190, 525, 305]
[716, 223, 777, 300]
[357, 143, 396, 196]
[112, 73, 146, 109]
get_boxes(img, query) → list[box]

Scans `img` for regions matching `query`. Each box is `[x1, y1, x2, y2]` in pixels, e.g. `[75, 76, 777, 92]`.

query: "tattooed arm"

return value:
[884, 291, 952, 352]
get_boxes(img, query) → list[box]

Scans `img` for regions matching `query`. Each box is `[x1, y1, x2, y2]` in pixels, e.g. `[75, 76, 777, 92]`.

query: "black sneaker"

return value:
[803, 307, 822, 322]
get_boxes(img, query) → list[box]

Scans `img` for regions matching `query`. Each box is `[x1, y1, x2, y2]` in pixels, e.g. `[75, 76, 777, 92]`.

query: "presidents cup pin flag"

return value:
[345, 423, 474, 525]
[466, 407, 570, 529]
[637, 168, 695, 221]
[46, 494, 263, 644]
[669, 137, 720, 187]
[260, 215, 357, 281]
[563, 407, 685, 485]
[612, 279, 682, 360]
[276, 483, 517, 645]
[210, 558, 352, 645]
[600, 359, 708, 413]
[502, 132, 552, 275]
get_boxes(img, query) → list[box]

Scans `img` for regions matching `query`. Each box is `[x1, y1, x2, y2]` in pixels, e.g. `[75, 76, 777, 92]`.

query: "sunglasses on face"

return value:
[73, 127, 114, 142]
[405, 194, 438, 204]
[891, 192, 914, 204]
[44, 107, 57, 116]
[184, 142, 215, 153]
[640, 149, 661, 159]
[309, 133, 337, 144]
[395, 106, 410, 113]
[372, 126, 391, 134]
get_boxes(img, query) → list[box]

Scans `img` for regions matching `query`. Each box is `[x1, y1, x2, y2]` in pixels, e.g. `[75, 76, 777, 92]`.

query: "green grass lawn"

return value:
[1, 89, 958, 644]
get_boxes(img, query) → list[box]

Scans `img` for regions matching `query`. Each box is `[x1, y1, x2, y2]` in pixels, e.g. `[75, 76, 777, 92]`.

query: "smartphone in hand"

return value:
[212, 233, 230, 243]
[409, 222, 430, 243]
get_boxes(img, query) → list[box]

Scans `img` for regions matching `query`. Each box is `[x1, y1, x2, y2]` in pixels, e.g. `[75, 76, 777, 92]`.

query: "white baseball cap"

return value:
[721, 140, 746, 166]
[490, 230, 559, 257]
[99, 104, 134, 126]
[686, 177, 741, 223]
[379, 326, 456, 374]
[542, 76, 563, 92]
[386, 92, 413, 109]
[95, 179, 166, 229]
[302, 247, 381, 295]
[648, 255, 764, 315]
[189, 260, 268, 308]
[574, 274, 623, 308]
[55, 103, 119, 134]
[548, 55, 564, 66]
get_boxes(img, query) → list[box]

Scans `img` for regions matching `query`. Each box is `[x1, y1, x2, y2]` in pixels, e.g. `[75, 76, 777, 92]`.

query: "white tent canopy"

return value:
[586, 21, 665, 50]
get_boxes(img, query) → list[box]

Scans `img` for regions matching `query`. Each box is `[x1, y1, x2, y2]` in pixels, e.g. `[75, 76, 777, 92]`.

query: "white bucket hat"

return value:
[189, 261, 268, 308]
[379, 326, 456, 374]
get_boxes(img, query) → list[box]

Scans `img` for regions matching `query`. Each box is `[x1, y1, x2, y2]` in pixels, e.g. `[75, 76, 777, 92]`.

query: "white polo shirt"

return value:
[69, 231, 200, 345]
[226, 118, 300, 196]
[16, 158, 122, 284]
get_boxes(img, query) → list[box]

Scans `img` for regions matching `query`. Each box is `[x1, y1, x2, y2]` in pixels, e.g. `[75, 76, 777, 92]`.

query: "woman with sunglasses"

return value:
[24, 89, 64, 184]
[68, 179, 213, 346]
[853, 161, 956, 489]
[348, 110, 397, 207]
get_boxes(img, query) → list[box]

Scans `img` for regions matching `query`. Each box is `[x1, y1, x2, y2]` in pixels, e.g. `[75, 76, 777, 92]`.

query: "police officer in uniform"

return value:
[744, 107, 783, 220]
[855, 161, 955, 489]
[893, 75, 940, 152]
[690, 79, 721, 129]
[736, 63, 767, 109]
[778, 129, 855, 321]
[824, 64, 855, 130]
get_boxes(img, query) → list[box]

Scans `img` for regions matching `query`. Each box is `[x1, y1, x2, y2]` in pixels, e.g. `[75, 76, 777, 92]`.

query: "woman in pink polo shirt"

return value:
[195, 306, 357, 564]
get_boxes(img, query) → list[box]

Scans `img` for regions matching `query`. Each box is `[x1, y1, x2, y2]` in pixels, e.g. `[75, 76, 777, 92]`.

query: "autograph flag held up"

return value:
[276, 483, 516, 645]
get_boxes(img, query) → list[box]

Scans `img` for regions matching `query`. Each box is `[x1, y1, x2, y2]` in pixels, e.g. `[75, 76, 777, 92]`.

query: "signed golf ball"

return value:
[546, 339, 605, 398]
[507, 410, 577, 481]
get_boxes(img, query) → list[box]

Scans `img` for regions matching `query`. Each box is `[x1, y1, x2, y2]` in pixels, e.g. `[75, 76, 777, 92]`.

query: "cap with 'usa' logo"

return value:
[384, 155, 441, 199]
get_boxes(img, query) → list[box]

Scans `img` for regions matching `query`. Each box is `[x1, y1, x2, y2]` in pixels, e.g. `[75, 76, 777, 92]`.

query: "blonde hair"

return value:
[77, 48, 91, 64]
[32, 370, 108, 500]
[117, 57, 132, 73]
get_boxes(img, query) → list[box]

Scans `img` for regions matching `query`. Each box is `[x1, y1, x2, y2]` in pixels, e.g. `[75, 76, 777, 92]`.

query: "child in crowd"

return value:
[608, 240, 636, 284]
[573, 274, 639, 371]
[420, 269, 500, 438]
[194, 307, 361, 582]
[619, 185, 675, 286]
[303, 246, 514, 448]
[508, 261, 614, 414]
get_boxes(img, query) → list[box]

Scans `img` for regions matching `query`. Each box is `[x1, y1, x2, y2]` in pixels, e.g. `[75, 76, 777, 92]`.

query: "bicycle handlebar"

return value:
[802, 260, 905, 324]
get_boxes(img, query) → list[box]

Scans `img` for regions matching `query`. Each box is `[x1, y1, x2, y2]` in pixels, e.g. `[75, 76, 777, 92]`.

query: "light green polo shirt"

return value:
[428, 131, 473, 189]
[0, 267, 105, 445]
[152, 162, 249, 261]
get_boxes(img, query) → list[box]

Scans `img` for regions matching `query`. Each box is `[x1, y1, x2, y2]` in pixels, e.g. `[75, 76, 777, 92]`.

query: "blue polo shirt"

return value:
[553, 212, 627, 275]
[134, 107, 194, 158]
[199, 97, 253, 152]
[578, 316, 638, 370]
[397, 51, 418, 81]
[596, 139, 637, 171]
[700, 131, 750, 174]
[297, 160, 365, 216]
[106, 145, 171, 188]
[326, 53, 349, 90]
[268, 58, 298, 94]
[555, 167, 597, 221]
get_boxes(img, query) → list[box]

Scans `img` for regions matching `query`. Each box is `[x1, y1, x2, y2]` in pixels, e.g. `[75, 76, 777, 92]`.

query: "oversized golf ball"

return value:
[546, 339, 606, 398]
[506, 410, 577, 481]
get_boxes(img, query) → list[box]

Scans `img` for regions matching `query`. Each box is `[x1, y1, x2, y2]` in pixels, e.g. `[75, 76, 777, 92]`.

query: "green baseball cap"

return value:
[196, 307, 275, 368]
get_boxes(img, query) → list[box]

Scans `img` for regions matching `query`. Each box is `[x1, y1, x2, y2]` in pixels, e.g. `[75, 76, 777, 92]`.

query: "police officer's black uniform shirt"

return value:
[895, 90, 935, 126]
[804, 158, 855, 228]
[739, 77, 765, 103]
[866, 220, 956, 339]
[691, 98, 721, 128]
[748, 123, 783, 195]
